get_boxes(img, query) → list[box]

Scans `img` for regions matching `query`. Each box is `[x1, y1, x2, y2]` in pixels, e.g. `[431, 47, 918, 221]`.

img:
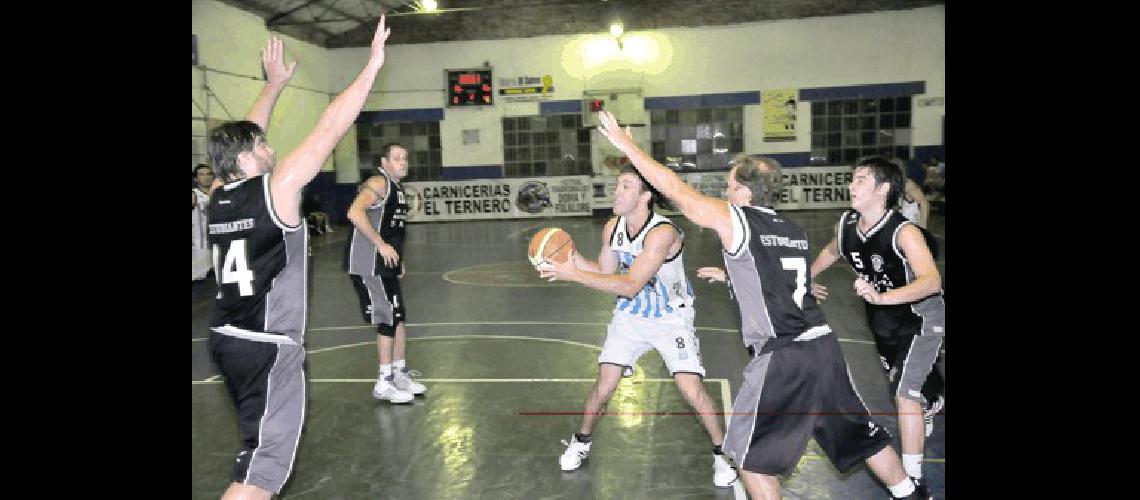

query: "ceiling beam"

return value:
[267, 0, 326, 25]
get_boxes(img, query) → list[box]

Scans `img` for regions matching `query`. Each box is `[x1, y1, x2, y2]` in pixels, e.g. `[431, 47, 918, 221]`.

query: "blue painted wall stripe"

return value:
[645, 91, 760, 110]
[799, 81, 925, 101]
[539, 100, 582, 115]
[440, 165, 503, 180]
[356, 108, 444, 124]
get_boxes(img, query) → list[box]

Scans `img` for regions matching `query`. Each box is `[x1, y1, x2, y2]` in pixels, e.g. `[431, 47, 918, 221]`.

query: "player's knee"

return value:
[377, 323, 397, 337]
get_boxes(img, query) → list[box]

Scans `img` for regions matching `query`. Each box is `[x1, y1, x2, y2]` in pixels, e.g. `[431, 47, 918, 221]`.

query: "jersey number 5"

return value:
[780, 257, 807, 309]
[213, 240, 255, 296]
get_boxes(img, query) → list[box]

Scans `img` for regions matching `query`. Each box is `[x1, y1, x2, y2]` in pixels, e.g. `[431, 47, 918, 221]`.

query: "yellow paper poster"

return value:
[763, 89, 797, 142]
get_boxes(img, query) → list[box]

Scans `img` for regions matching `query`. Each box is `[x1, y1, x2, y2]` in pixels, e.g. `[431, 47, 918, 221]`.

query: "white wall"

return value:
[195, 1, 944, 174]
[191, 0, 336, 172]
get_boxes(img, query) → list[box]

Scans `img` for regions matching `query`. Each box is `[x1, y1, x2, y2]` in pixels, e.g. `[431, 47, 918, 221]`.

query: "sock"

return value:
[380, 363, 393, 379]
[394, 359, 407, 372]
[574, 432, 592, 444]
[902, 454, 923, 479]
[712, 444, 724, 455]
[888, 477, 916, 498]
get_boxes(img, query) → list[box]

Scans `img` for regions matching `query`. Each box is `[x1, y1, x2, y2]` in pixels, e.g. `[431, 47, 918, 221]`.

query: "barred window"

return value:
[356, 121, 442, 182]
[810, 97, 912, 165]
[502, 114, 591, 178]
[649, 106, 744, 171]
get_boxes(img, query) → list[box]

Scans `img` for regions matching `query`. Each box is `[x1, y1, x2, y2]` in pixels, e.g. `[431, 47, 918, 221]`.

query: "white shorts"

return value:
[598, 308, 705, 377]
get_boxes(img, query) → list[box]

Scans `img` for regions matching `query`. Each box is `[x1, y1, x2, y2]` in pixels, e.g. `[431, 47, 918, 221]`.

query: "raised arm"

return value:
[244, 36, 297, 133]
[596, 111, 735, 249]
[270, 16, 391, 226]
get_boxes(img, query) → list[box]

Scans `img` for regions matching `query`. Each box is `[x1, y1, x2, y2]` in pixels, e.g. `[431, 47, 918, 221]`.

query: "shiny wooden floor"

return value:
[192, 208, 946, 499]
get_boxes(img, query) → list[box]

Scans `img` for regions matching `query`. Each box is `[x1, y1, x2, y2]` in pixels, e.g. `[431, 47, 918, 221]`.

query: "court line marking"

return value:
[193, 322, 877, 345]
[190, 376, 945, 469]
[442, 261, 573, 287]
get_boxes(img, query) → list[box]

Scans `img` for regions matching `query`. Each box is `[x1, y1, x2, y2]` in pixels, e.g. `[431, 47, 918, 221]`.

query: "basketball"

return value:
[528, 227, 574, 266]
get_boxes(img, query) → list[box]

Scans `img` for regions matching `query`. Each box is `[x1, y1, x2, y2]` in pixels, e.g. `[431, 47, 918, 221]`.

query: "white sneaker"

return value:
[923, 395, 944, 437]
[559, 435, 591, 471]
[713, 453, 737, 487]
[373, 378, 414, 403]
[393, 369, 427, 396]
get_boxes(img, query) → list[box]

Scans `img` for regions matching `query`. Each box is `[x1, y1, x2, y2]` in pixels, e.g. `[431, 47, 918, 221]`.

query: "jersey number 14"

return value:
[213, 240, 255, 297]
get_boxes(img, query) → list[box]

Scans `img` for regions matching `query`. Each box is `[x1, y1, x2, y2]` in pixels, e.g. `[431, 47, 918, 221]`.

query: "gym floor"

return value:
[192, 208, 946, 499]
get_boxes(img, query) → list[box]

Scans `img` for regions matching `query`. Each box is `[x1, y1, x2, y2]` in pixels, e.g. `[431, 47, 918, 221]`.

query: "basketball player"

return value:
[535, 164, 737, 488]
[346, 142, 425, 404]
[205, 18, 391, 500]
[809, 156, 945, 485]
[193, 164, 215, 281]
[892, 159, 929, 228]
[595, 110, 930, 499]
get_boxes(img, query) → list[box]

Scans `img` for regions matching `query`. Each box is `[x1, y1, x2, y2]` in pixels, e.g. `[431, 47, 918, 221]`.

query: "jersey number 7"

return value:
[780, 257, 807, 309]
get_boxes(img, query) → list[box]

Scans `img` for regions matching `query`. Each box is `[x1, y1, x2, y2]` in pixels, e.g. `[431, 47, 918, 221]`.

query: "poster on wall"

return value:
[763, 88, 798, 142]
[404, 176, 592, 222]
[668, 166, 854, 211]
[498, 75, 556, 102]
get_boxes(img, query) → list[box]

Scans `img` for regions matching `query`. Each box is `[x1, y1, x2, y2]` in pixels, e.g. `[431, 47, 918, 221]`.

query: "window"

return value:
[649, 106, 743, 171]
[811, 96, 912, 165]
[502, 114, 591, 178]
[356, 120, 442, 182]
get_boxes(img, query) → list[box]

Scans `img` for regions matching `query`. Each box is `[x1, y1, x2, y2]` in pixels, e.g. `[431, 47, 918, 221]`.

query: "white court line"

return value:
[441, 262, 573, 288]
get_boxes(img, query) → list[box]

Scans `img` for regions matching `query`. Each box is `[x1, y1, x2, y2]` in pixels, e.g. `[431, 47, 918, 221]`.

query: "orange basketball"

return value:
[528, 227, 574, 266]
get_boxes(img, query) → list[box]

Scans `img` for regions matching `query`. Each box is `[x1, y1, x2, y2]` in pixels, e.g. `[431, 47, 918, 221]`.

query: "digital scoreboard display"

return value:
[447, 69, 494, 107]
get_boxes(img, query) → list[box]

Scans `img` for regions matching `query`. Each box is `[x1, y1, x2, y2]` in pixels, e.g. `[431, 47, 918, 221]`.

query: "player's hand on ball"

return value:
[536, 257, 576, 282]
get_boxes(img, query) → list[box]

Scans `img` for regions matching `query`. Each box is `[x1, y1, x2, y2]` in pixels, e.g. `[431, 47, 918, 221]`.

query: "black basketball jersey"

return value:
[208, 174, 309, 343]
[347, 172, 408, 277]
[722, 205, 830, 352]
[836, 209, 945, 335]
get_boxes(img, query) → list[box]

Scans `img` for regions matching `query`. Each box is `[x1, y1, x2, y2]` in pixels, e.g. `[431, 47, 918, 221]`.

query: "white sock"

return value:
[888, 477, 916, 498]
[379, 363, 393, 379]
[393, 359, 406, 372]
[903, 454, 923, 479]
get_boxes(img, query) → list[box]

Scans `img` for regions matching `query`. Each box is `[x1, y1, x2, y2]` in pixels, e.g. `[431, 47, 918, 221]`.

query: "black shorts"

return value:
[723, 334, 892, 476]
[350, 274, 406, 336]
[872, 331, 944, 405]
[207, 331, 306, 493]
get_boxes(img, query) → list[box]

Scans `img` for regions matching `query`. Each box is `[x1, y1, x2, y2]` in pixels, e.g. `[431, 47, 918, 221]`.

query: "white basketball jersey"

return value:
[610, 212, 694, 318]
[899, 198, 922, 226]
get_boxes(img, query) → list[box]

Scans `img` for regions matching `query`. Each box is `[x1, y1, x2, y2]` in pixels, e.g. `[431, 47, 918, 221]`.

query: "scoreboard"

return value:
[446, 69, 494, 107]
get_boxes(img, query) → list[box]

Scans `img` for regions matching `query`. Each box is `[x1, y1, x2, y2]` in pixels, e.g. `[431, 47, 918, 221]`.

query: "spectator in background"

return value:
[302, 188, 334, 235]
[192, 164, 216, 280]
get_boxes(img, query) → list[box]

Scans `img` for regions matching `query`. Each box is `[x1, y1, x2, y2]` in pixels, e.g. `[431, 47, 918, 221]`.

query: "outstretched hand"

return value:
[696, 266, 726, 283]
[596, 111, 634, 153]
[810, 283, 828, 301]
[370, 14, 391, 67]
[262, 36, 297, 86]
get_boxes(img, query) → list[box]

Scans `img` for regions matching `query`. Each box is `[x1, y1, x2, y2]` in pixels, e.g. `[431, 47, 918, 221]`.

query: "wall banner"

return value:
[404, 175, 592, 222]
